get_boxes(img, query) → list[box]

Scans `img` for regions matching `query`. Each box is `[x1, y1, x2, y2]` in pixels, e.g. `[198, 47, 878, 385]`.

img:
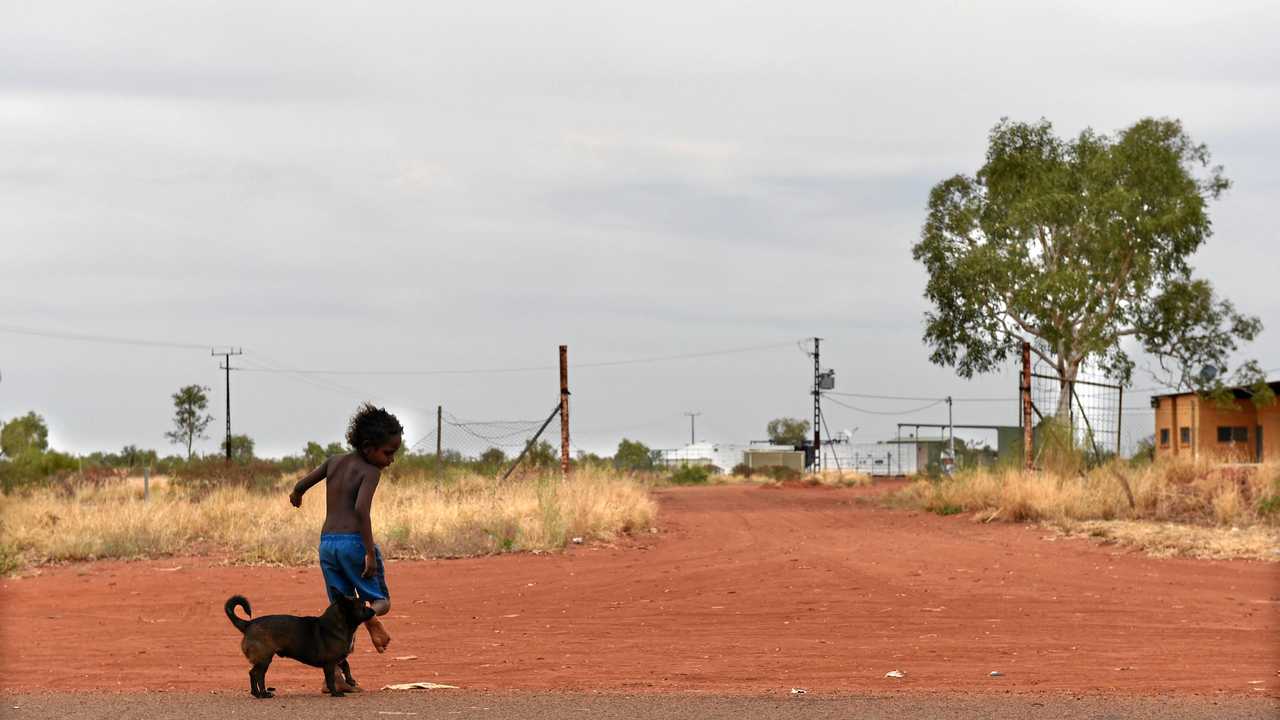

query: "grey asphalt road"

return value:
[4, 691, 1276, 720]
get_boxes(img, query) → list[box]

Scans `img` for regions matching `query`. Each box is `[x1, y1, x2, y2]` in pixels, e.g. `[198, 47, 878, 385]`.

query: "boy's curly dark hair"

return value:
[346, 403, 404, 451]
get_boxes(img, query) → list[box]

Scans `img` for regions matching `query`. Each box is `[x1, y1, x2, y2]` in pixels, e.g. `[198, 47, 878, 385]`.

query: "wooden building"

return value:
[1152, 381, 1279, 462]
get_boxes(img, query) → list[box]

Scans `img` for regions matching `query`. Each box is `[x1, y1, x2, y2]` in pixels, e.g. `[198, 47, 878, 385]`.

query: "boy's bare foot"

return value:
[366, 617, 391, 653]
[321, 678, 362, 693]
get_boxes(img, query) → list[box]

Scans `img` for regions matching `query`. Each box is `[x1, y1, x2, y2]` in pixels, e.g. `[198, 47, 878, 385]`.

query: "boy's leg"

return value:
[365, 599, 391, 653]
[319, 535, 365, 692]
[352, 546, 392, 653]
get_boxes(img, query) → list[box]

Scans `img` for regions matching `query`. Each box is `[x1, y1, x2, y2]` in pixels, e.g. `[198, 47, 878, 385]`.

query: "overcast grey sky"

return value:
[2, 1, 1278, 458]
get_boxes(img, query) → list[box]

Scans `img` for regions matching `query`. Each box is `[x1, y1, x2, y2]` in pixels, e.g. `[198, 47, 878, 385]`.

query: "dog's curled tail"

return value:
[225, 595, 252, 633]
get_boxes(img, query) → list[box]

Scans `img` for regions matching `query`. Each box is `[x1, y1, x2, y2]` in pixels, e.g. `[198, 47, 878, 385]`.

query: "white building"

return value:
[658, 442, 747, 473]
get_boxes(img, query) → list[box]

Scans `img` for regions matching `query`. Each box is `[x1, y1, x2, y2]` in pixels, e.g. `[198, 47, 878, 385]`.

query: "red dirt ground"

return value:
[2, 483, 1277, 697]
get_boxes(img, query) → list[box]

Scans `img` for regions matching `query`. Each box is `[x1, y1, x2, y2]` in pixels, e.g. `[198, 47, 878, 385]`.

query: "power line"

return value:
[0, 323, 217, 350]
[823, 391, 1013, 403]
[822, 394, 945, 416]
[232, 340, 800, 376]
[2, 323, 796, 376]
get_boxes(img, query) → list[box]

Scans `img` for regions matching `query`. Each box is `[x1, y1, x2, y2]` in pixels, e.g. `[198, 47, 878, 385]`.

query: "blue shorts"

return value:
[318, 533, 389, 603]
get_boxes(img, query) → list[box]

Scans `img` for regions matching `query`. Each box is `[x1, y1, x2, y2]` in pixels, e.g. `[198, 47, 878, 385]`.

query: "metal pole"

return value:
[143, 465, 150, 502]
[684, 411, 701, 445]
[812, 337, 821, 474]
[503, 403, 561, 482]
[1116, 384, 1124, 459]
[559, 345, 570, 478]
[225, 359, 231, 461]
[1021, 341, 1033, 470]
[213, 348, 243, 462]
[947, 396, 954, 474]
[436, 405, 443, 482]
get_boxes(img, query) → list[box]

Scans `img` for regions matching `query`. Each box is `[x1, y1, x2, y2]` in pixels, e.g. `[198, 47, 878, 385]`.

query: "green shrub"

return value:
[670, 464, 712, 485]
[170, 458, 284, 495]
[0, 451, 80, 493]
[761, 465, 801, 482]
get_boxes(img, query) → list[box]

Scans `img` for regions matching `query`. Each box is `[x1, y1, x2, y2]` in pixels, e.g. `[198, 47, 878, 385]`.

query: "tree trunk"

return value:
[1053, 362, 1080, 446]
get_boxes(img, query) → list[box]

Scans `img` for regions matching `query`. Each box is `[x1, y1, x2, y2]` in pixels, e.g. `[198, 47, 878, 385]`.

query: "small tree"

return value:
[303, 441, 327, 467]
[766, 417, 810, 446]
[913, 117, 1268, 419]
[119, 445, 157, 470]
[472, 447, 504, 476]
[614, 438, 656, 471]
[221, 434, 255, 463]
[165, 385, 214, 460]
[525, 440, 557, 468]
[0, 411, 49, 459]
[324, 441, 348, 457]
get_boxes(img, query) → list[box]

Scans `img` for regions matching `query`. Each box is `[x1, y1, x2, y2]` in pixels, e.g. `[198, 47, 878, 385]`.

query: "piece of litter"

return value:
[1247, 680, 1265, 684]
[990, 671, 1004, 677]
[383, 682, 459, 691]
[885, 670, 906, 678]
[394, 655, 418, 661]
[155, 567, 182, 572]
[571, 537, 584, 544]
[790, 687, 807, 695]
[377, 713, 418, 716]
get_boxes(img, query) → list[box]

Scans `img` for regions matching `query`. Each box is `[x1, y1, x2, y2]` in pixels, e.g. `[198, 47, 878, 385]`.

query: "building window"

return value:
[1160, 428, 1170, 446]
[1180, 427, 1191, 444]
[1217, 426, 1248, 443]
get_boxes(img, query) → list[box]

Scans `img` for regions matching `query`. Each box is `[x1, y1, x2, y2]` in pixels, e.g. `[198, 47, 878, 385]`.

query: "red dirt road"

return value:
[2, 483, 1277, 697]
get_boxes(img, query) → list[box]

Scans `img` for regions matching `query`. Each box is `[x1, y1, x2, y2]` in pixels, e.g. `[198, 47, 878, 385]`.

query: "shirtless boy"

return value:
[290, 403, 403, 689]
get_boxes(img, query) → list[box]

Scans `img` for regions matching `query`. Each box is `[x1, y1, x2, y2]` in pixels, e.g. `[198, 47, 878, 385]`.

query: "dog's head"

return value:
[328, 588, 377, 628]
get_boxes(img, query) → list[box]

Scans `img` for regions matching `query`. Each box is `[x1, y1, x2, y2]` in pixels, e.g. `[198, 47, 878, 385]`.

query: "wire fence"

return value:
[1028, 359, 1123, 465]
[402, 410, 559, 478]
[821, 442, 913, 476]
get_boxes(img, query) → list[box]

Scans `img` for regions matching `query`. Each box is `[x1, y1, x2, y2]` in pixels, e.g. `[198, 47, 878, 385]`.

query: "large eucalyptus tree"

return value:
[913, 117, 1268, 419]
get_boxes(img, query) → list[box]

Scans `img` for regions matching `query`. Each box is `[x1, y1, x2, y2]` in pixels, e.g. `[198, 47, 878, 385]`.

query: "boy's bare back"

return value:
[318, 453, 380, 535]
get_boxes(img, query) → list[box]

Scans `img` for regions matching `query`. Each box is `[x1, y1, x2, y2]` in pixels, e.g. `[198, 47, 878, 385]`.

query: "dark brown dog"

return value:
[225, 591, 375, 698]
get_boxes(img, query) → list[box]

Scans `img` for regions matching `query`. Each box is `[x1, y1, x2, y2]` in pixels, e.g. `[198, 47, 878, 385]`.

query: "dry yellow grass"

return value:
[1055, 520, 1279, 561]
[708, 470, 873, 487]
[890, 459, 1280, 560]
[0, 468, 656, 572]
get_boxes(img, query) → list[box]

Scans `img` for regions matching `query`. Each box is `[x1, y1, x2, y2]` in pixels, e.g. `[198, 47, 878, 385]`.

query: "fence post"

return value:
[436, 405, 443, 483]
[144, 465, 150, 502]
[1021, 341, 1033, 470]
[559, 345, 570, 479]
[1116, 384, 1124, 459]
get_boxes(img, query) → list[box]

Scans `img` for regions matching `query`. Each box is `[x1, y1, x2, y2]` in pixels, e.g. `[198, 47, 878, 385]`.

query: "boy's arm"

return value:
[354, 470, 381, 577]
[289, 458, 329, 507]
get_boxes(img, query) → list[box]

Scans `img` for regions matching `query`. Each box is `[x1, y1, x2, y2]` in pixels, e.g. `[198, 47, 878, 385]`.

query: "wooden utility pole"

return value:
[559, 345, 570, 478]
[1021, 341, 1033, 470]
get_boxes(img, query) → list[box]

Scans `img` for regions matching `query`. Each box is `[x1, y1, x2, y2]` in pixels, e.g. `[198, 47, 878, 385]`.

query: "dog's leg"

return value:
[339, 658, 359, 689]
[250, 660, 274, 699]
[323, 663, 345, 697]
